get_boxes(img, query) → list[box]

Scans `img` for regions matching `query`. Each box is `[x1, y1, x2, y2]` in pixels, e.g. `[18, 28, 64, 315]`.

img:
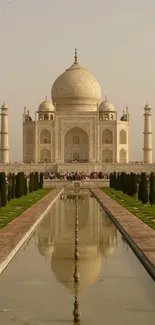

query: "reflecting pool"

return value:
[0, 190, 155, 325]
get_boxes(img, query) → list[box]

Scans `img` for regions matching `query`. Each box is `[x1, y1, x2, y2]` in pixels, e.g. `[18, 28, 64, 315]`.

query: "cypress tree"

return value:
[7, 183, 11, 201]
[120, 172, 124, 192]
[15, 174, 20, 198]
[35, 172, 39, 191]
[110, 173, 113, 188]
[138, 179, 142, 201]
[126, 174, 131, 196]
[149, 172, 155, 206]
[113, 172, 117, 190]
[0, 172, 7, 206]
[39, 173, 44, 189]
[132, 173, 137, 198]
[0, 189, 2, 208]
[24, 177, 28, 196]
[11, 173, 15, 199]
[141, 172, 148, 204]
[122, 172, 127, 194]
[29, 172, 35, 192]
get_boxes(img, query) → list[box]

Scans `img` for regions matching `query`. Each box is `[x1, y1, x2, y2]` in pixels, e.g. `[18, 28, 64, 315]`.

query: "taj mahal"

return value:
[0, 49, 153, 174]
[23, 49, 130, 164]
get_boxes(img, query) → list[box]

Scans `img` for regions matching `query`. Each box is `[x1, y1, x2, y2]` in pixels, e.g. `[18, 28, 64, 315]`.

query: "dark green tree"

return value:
[141, 172, 148, 204]
[109, 173, 113, 188]
[39, 173, 44, 189]
[11, 173, 15, 199]
[132, 173, 137, 198]
[34, 172, 39, 191]
[29, 172, 35, 192]
[149, 172, 155, 206]
[7, 183, 11, 201]
[0, 172, 7, 206]
[15, 173, 21, 198]
[24, 177, 28, 196]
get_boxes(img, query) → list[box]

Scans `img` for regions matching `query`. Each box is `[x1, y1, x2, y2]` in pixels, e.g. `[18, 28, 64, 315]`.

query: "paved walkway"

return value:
[92, 189, 155, 270]
[0, 188, 62, 274]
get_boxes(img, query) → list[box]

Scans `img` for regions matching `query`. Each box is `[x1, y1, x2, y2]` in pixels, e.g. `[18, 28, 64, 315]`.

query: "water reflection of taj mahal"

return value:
[35, 192, 117, 292]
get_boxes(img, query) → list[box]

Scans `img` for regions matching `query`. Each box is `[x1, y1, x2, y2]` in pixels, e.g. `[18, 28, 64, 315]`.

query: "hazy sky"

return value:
[0, 0, 155, 162]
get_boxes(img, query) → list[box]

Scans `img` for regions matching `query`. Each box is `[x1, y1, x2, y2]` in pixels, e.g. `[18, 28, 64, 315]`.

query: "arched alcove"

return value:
[40, 129, 51, 144]
[119, 129, 126, 144]
[64, 127, 89, 162]
[50, 114, 53, 120]
[103, 114, 109, 120]
[102, 129, 113, 144]
[102, 148, 113, 163]
[40, 149, 51, 163]
[26, 130, 33, 144]
[119, 149, 126, 163]
[44, 114, 49, 120]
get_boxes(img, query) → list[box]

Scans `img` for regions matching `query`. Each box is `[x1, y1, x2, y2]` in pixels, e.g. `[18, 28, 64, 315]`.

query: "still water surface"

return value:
[0, 190, 155, 325]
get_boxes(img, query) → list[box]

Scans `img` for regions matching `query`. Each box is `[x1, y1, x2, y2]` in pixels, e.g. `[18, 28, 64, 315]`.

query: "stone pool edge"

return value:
[0, 188, 64, 275]
[91, 188, 155, 282]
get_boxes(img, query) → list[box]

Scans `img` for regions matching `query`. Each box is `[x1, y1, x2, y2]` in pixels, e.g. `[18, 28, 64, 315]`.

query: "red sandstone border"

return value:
[92, 189, 155, 279]
[0, 188, 63, 274]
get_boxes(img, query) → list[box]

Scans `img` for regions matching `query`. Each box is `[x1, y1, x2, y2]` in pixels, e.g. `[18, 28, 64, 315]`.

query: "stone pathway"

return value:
[0, 188, 63, 274]
[92, 189, 155, 270]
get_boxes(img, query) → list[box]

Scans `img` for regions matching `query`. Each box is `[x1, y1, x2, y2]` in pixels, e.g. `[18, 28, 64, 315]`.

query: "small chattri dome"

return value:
[39, 99, 55, 112]
[99, 96, 115, 112]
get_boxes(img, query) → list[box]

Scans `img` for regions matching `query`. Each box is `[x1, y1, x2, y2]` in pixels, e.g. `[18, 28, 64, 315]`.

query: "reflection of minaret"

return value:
[0, 102, 9, 163]
[143, 102, 152, 163]
[73, 191, 81, 323]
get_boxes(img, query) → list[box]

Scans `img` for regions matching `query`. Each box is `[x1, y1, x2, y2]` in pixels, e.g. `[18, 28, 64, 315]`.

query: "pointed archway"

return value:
[64, 127, 89, 162]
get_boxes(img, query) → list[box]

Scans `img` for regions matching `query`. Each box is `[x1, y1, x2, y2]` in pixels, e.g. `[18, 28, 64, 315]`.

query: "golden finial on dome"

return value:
[74, 48, 78, 64]
[105, 94, 108, 101]
[45, 94, 47, 100]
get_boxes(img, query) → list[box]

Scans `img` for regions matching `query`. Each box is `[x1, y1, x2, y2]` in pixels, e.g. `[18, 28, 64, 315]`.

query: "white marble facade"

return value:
[23, 50, 129, 164]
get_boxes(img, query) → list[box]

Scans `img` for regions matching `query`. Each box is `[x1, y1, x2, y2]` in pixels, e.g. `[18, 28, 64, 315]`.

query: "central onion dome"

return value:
[51, 49, 101, 111]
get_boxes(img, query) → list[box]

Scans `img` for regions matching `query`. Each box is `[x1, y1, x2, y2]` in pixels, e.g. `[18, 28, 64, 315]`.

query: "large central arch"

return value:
[64, 127, 89, 162]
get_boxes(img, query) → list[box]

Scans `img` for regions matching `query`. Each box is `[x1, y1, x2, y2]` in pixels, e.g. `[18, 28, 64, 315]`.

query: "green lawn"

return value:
[0, 188, 52, 229]
[101, 188, 155, 230]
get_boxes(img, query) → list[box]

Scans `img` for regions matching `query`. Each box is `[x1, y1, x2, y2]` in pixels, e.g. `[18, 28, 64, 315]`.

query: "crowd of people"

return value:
[44, 171, 109, 181]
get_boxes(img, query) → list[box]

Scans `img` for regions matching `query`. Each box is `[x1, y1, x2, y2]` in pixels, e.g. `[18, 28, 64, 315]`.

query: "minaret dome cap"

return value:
[1, 102, 8, 109]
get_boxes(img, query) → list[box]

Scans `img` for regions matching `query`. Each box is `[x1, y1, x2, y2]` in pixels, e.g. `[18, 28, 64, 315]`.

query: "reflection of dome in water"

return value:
[51, 254, 101, 293]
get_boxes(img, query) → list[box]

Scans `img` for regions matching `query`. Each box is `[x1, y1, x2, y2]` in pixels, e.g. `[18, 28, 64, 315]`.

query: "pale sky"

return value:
[0, 0, 155, 162]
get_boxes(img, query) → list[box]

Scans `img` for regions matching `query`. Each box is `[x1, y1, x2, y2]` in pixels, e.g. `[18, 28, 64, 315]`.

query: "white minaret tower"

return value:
[143, 102, 152, 163]
[0, 102, 9, 163]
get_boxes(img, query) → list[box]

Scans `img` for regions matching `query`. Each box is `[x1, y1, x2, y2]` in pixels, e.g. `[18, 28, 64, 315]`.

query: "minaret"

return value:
[143, 102, 152, 163]
[0, 102, 9, 163]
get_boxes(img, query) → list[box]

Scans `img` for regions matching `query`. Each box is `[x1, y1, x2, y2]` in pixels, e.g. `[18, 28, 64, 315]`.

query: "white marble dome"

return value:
[99, 98, 115, 112]
[39, 100, 55, 112]
[51, 53, 101, 110]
